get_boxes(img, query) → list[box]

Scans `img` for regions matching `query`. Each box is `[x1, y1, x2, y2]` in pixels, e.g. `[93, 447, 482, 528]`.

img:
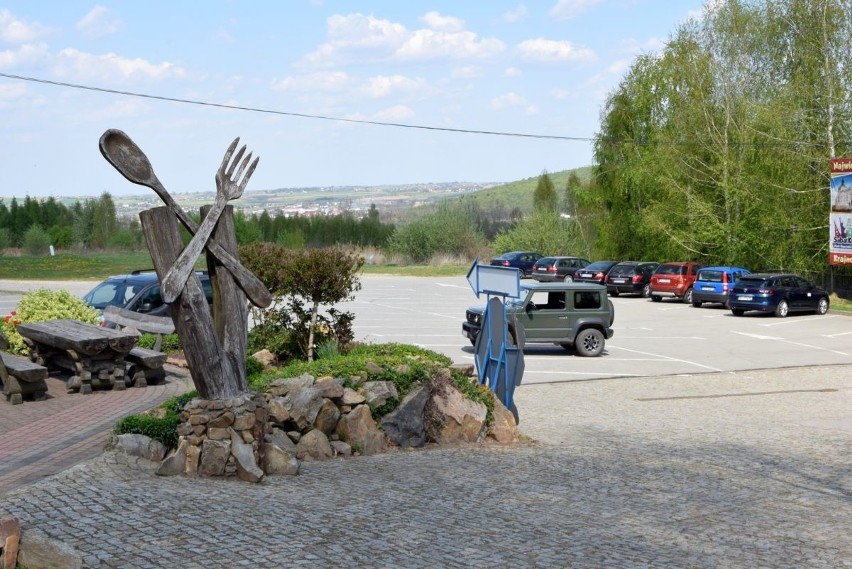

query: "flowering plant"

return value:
[1, 289, 99, 354]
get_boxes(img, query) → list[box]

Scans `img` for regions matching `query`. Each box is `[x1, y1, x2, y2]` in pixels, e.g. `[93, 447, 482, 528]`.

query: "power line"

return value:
[0, 72, 593, 142]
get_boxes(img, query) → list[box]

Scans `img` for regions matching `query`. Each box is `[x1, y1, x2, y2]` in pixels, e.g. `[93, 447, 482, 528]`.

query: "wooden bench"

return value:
[103, 306, 174, 388]
[1, 333, 49, 405]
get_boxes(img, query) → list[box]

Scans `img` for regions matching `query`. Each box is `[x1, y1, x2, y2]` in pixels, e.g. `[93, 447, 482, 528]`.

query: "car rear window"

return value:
[736, 276, 767, 286]
[536, 257, 557, 265]
[656, 264, 686, 275]
[609, 265, 634, 277]
[697, 270, 723, 282]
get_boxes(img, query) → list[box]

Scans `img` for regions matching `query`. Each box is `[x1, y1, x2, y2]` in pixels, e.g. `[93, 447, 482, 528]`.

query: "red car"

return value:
[649, 262, 703, 303]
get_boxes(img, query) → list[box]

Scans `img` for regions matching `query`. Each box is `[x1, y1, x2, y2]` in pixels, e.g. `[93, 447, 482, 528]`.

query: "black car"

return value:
[575, 260, 618, 285]
[605, 261, 660, 297]
[83, 269, 213, 319]
[531, 256, 590, 283]
[728, 273, 829, 317]
[489, 251, 543, 278]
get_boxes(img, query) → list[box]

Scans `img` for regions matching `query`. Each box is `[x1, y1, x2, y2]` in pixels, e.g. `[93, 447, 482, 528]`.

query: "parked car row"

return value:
[488, 251, 830, 318]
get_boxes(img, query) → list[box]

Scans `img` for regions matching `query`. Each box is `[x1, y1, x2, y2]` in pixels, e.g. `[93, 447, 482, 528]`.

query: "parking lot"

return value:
[337, 275, 852, 383]
[2, 275, 850, 382]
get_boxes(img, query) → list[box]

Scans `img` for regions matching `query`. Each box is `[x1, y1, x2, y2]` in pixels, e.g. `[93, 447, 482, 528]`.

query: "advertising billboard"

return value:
[830, 158, 852, 266]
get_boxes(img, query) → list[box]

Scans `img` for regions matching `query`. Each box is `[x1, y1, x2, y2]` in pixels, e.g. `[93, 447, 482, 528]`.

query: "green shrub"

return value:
[246, 355, 264, 379]
[113, 390, 197, 450]
[22, 224, 51, 256]
[0, 289, 100, 354]
[114, 413, 181, 449]
[136, 333, 182, 353]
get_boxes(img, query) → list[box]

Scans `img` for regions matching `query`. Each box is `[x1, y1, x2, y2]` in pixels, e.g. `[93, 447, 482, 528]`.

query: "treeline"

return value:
[0, 194, 397, 254]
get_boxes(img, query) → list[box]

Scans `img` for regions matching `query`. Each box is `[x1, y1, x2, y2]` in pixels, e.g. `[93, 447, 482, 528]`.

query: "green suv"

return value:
[462, 282, 615, 357]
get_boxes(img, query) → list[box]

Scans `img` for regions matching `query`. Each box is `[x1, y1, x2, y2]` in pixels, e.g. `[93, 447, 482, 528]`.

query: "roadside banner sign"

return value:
[830, 158, 852, 266]
[466, 259, 521, 298]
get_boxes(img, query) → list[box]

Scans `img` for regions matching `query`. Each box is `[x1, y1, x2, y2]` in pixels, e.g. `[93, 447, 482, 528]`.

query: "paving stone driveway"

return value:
[1, 365, 850, 568]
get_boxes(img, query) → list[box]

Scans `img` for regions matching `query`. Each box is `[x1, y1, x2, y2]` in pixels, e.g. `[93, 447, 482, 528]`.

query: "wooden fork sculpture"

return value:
[161, 139, 259, 304]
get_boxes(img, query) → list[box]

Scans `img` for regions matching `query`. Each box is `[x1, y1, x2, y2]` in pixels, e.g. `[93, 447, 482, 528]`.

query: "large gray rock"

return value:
[265, 374, 315, 397]
[115, 433, 167, 462]
[229, 428, 263, 483]
[337, 404, 387, 455]
[156, 438, 189, 477]
[428, 384, 487, 444]
[295, 429, 334, 461]
[362, 381, 399, 411]
[487, 390, 520, 444]
[287, 386, 325, 430]
[17, 530, 82, 569]
[267, 396, 291, 423]
[198, 439, 230, 477]
[1, 517, 21, 569]
[266, 427, 297, 453]
[341, 387, 365, 406]
[313, 398, 341, 435]
[313, 377, 344, 399]
[260, 442, 300, 475]
[380, 386, 429, 448]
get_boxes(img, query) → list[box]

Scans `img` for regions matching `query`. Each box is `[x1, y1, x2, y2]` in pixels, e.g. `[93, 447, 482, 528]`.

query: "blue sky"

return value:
[0, 1, 705, 198]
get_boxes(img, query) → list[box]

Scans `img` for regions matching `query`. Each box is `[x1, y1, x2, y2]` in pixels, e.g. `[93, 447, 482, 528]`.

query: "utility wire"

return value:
[0, 72, 593, 142]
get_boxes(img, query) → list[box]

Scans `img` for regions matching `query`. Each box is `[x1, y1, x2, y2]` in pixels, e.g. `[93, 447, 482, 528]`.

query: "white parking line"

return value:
[609, 345, 724, 372]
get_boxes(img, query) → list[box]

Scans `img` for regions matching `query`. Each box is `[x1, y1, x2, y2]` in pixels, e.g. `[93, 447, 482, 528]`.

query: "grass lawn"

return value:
[0, 251, 469, 280]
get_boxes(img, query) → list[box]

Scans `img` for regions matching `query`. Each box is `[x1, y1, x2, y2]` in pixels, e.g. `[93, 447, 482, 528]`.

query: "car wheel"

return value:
[651, 295, 662, 302]
[609, 290, 619, 297]
[775, 299, 789, 318]
[816, 296, 829, 315]
[575, 328, 605, 357]
[642, 284, 651, 298]
[732, 308, 745, 316]
[683, 287, 693, 304]
[563, 275, 574, 283]
[692, 300, 702, 308]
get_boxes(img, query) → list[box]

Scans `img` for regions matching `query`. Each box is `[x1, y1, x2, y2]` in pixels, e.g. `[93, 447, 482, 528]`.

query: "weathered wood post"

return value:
[140, 206, 241, 399]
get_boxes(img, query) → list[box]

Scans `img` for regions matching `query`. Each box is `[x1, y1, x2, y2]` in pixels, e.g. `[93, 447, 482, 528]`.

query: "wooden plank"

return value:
[126, 347, 167, 368]
[0, 352, 48, 381]
[204, 204, 249, 392]
[103, 306, 176, 335]
[140, 206, 242, 400]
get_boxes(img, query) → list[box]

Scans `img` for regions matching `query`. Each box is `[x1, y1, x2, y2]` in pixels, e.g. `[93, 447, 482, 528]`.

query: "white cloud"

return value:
[502, 5, 528, 23]
[53, 48, 186, 82]
[504, 66, 522, 77]
[517, 38, 596, 62]
[549, 0, 603, 20]
[297, 12, 504, 67]
[271, 71, 353, 92]
[298, 13, 407, 67]
[525, 105, 539, 115]
[491, 92, 527, 110]
[76, 6, 123, 39]
[0, 42, 50, 68]
[0, 9, 49, 44]
[359, 74, 425, 98]
[372, 105, 414, 121]
[419, 11, 464, 33]
[396, 29, 504, 60]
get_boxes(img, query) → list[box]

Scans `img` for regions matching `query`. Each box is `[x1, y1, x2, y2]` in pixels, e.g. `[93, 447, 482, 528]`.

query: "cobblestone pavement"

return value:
[0, 368, 193, 495]
[1, 365, 850, 568]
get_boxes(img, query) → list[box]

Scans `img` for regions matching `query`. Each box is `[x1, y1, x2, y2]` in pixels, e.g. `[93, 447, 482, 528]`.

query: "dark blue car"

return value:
[728, 273, 829, 317]
[490, 251, 543, 278]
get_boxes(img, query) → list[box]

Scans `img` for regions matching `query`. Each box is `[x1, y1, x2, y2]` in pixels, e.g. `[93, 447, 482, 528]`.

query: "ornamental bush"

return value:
[0, 288, 100, 354]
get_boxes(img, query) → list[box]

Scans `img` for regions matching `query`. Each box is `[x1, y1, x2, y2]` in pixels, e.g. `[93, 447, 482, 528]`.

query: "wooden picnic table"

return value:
[16, 319, 139, 394]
